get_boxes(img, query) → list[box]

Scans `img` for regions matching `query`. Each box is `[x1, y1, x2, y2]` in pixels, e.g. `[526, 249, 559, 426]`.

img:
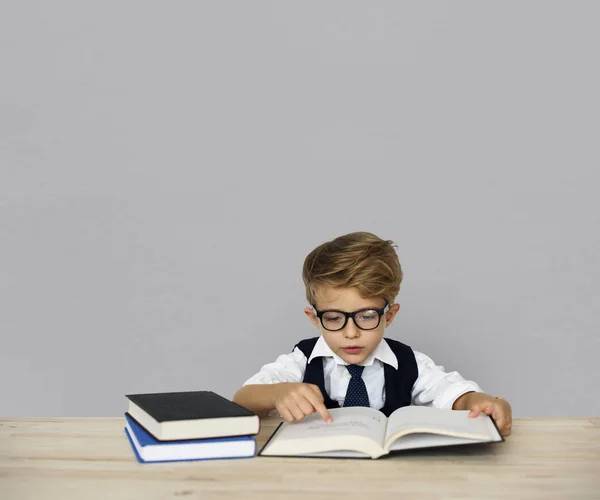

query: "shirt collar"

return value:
[308, 336, 398, 369]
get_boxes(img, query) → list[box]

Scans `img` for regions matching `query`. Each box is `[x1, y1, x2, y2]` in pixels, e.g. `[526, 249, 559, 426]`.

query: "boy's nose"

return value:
[343, 318, 360, 338]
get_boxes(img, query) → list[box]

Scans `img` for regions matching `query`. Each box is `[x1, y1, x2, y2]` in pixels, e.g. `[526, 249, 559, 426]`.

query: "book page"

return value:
[388, 433, 495, 452]
[384, 406, 501, 449]
[261, 407, 388, 458]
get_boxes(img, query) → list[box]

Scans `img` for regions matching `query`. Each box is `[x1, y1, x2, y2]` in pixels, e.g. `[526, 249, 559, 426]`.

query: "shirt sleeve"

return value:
[411, 351, 483, 409]
[242, 347, 308, 385]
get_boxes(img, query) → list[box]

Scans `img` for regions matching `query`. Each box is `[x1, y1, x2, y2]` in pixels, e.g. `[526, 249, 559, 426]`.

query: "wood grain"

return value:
[1, 417, 599, 500]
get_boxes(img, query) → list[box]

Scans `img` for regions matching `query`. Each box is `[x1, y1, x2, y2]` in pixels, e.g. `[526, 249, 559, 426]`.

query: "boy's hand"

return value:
[454, 392, 512, 437]
[272, 383, 333, 423]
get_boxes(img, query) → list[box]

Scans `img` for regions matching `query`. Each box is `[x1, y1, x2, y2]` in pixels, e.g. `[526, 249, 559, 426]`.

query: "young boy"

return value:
[233, 232, 512, 436]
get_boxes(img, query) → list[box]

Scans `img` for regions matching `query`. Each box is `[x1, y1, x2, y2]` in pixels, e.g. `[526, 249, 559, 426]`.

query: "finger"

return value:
[470, 400, 495, 417]
[490, 406, 511, 436]
[305, 391, 333, 423]
[305, 385, 333, 422]
[276, 404, 295, 423]
[494, 415, 506, 435]
[315, 401, 333, 423]
[308, 384, 325, 402]
[286, 400, 307, 421]
[482, 404, 495, 415]
[502, 402, 513, 421]
[295, 396, 317, 417]
[501, 402, 512, 435]
[468, 404, 484, 417]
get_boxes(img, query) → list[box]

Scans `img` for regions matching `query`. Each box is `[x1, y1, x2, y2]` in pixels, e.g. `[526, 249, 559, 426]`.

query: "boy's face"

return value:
[304, 286, 400, 365]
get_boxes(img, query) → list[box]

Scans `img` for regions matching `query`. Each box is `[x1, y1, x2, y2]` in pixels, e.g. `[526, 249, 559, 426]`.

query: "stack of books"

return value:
[123, 390, 260, 463]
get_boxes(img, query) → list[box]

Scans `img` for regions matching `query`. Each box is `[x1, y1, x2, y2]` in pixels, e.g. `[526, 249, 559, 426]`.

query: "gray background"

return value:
[1, 1, 598, 418]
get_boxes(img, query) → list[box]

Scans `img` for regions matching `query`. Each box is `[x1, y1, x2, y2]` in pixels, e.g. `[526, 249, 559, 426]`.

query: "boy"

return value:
[233, 232, 512, 436]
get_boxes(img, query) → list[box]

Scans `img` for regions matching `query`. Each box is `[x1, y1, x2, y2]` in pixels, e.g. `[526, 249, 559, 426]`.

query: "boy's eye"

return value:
[323, 314, 343, 322]
[358, 311, 377, 321]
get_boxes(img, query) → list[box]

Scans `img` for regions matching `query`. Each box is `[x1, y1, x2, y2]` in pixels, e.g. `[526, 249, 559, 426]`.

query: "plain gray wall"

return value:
[1, 1, 599, 418]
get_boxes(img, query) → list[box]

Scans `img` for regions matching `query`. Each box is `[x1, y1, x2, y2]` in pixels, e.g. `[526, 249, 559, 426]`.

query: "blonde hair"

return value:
[302, 231, 403, 306]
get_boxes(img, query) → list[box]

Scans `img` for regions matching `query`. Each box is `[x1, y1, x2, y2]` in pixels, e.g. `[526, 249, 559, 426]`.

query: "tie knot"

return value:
[346, 364, 365, 377]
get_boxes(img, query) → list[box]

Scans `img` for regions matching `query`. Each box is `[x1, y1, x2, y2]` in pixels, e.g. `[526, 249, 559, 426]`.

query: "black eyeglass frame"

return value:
[312, 303, 390, 331]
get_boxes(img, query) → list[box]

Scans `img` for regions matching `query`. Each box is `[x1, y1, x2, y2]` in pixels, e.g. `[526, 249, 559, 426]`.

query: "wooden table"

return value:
[1, 417, 599, 500]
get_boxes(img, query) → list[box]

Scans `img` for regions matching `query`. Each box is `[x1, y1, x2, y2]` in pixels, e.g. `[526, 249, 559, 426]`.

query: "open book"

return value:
[260, 406, 503, 459]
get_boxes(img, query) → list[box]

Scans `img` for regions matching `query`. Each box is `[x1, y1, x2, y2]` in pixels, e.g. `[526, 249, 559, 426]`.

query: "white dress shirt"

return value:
[243, 336, 482, 410]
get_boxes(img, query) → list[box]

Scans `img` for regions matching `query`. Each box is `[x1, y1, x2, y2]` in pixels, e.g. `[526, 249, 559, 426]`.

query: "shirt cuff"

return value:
[242, 374, 281, 386]
[435, 382, 483, 409]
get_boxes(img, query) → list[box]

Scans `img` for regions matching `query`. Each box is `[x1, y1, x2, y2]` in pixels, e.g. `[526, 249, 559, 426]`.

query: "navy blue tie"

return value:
[344, 365, 370, 407]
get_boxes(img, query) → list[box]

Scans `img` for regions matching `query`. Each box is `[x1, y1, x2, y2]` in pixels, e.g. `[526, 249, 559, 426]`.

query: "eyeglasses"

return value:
[312, 304, 390, 332]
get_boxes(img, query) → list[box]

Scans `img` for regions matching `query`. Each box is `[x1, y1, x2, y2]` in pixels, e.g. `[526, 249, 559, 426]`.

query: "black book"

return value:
[125, 391, 260, 441]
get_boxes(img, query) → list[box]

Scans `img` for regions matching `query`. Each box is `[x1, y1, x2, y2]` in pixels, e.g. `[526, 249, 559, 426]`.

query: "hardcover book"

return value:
[125, 390, 259, 440]
[260, 406, 503, 459]
[124, 413, 256, 463]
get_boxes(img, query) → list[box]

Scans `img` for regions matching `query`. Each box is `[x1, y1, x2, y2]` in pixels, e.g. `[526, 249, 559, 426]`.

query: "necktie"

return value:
[343, 365, 370, 407]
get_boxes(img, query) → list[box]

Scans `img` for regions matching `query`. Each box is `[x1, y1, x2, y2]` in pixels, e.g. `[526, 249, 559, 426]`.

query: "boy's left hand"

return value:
[454, 392, 512, 437]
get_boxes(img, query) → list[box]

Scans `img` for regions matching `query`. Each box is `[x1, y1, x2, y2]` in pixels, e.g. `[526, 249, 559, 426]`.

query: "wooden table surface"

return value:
[1, 416, 599, 500]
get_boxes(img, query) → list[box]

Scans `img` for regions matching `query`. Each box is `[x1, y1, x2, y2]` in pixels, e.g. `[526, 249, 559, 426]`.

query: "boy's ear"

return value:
[304, 307, 320, 328]
[384, 303, 401, 327]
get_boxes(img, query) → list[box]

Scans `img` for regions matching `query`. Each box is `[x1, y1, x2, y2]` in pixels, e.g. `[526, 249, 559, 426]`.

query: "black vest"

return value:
[294, 337, 418, 417]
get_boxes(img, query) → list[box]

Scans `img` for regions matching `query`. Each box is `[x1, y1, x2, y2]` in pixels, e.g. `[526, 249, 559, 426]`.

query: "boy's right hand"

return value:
[272, 383, 333, 423]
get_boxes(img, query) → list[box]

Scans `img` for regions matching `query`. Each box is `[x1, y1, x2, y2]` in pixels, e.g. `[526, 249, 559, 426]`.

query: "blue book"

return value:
[124, 413, 256, 463]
